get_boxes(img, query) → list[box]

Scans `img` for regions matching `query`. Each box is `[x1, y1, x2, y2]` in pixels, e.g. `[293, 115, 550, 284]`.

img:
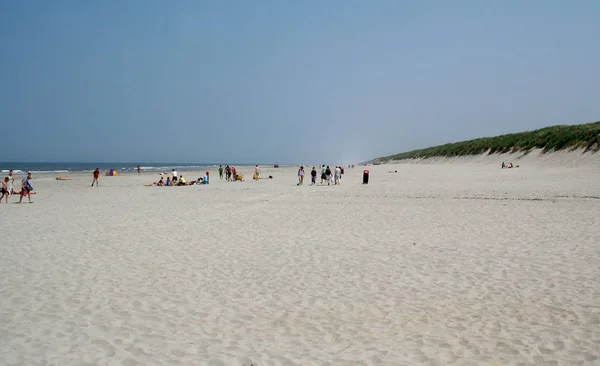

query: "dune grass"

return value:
[371, 121, 600, 162]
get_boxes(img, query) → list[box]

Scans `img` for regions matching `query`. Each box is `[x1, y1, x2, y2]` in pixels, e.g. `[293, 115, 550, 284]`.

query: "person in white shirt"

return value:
[334, 166, 342, 185]
[172, 169, 178, 183]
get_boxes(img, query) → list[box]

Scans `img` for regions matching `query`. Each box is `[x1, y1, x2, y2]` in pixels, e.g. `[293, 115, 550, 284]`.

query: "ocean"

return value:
[0, 162, 257, 175]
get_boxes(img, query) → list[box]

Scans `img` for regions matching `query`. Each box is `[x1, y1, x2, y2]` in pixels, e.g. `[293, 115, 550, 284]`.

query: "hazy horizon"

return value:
[1, 1, 599, 164]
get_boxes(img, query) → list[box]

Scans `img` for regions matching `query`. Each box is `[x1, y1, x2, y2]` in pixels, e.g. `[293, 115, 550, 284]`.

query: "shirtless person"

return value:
[1, 177, 10, 203]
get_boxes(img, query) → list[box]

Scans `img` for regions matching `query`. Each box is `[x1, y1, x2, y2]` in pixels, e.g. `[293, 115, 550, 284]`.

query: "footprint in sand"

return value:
[91, 339, 116, 358]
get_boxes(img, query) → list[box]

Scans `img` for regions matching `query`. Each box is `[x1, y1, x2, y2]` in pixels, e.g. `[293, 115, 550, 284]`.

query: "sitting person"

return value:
[177, 175, 187, 186]
[165, 177, 172, 186]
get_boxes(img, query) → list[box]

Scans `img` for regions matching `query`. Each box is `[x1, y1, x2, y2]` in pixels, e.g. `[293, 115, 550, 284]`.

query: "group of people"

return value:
[147, 169, 205, 186]
[218, 165, 244, 181]
[1, 170, 35, 203]
[297, 165, 344, 186]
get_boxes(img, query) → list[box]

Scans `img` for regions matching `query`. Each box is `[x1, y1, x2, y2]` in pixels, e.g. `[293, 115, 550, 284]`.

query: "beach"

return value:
[1, 154, 599, 365]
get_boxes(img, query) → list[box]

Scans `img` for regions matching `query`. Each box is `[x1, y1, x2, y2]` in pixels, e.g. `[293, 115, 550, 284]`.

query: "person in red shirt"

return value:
[92, 168, 100, 187]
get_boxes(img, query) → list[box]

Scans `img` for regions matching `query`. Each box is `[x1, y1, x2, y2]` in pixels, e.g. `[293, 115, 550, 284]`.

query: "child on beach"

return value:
[311, 167, 317, 185]
[219, 165, 224, 179]
[1, 177, 9, 203]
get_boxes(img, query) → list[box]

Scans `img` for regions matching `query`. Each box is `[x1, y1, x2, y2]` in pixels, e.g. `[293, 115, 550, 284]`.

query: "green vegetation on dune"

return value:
[372, 121, 600, 162]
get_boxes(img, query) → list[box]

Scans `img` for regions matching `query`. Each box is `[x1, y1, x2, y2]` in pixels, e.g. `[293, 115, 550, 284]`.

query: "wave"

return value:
[0, 169, 25, 174]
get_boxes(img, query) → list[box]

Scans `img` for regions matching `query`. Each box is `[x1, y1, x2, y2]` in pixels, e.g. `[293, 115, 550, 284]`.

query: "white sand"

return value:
[1, 154, 599, 365]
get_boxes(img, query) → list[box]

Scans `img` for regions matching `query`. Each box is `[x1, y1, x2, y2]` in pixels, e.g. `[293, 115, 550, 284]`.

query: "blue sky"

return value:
[1, 1, 599, 164]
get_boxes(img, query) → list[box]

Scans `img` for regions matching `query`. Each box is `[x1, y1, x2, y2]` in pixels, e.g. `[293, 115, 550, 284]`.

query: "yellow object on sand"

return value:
[105, 170, 120, 176]
[235, 174, 244, 181]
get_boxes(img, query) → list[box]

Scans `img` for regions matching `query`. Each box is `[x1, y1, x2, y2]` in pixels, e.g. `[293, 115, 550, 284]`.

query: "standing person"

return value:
[321, 165, 326, 184]
[225, 165, 231, 181]
[325, 166, 332, 185]
[310, 167, 317, 185]
[1, 177, 9, 203]
[335, 166, 342, 185]
[172, 169, 178, 183]
[137, 165, 141, 174]
[231, 166, 237, 180]
[8, 169, 14, 195]
[219, 165, 224, 179]
[297, 166, 305, 185]
[19, 172, 34, 203]
[254, 165, 260, 180]
[92, 168, 100, 187]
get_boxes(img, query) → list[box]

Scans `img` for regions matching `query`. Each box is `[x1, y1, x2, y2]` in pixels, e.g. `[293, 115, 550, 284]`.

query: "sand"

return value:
[1, 154, 599, 365]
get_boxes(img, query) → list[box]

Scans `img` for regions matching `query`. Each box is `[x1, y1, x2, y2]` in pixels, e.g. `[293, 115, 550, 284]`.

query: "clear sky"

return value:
[1, 1, 599, 164]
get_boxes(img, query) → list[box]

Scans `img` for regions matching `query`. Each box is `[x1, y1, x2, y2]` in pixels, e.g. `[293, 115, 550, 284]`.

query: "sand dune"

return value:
[1, 156, 599, 365]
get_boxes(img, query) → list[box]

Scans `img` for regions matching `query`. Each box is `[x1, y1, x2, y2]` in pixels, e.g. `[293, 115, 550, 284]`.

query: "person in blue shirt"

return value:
[19, 172, 34, 203]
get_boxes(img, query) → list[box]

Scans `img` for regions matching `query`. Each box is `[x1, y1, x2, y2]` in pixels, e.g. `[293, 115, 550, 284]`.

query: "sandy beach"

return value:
[1, 152, 599, 365]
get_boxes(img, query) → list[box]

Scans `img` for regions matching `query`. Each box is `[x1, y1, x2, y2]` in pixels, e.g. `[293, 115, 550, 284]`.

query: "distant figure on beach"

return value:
[19, 173, 34, 203]
[297, 166, 305, 185]
[310, 167, 317, 185]
[92, 168, 100, 187]
[177, 175, 187, 186]
[321, 165, 326, 184]
[254, 165, 260, 180]
[502, 162, 517, 169]
[335, 166, 342, 185]
[1, 177, 9, 203]
[165, 177, 172, 186]
[219, 165, 224, 179]
[55, 177, 72, 180]
[225, 165, 232, 181]
[137, 165, 141, 174]
[232, 166, 237, 180]
[325, 166, 332, 185]
[8, 170, 14, 195]
[172, 169, 178, 183]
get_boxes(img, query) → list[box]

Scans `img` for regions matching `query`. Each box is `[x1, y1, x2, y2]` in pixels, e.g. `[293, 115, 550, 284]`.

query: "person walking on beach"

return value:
[335, 166, 342, 185]
[321, 165, 326, 184]
[310, 167, 317, 185]
[8, 169, 14, 195]
[325, 166, 332, 185]
[137, 165, 141, 174]
[219, 165, 224, 179]
[1, 177, 10, 203]
[225, 165, 231, 181]
[297, 166, 305, 185]
[91, 168, 100, 187]
[19, 172, 34, 203]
